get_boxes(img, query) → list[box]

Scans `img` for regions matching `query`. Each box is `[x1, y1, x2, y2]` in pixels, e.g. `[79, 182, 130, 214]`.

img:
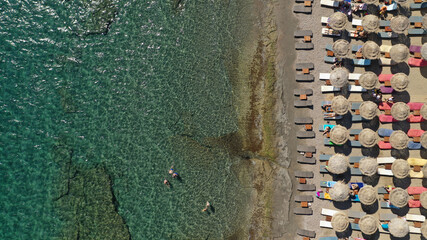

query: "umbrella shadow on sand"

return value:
[391, 204, 410, 217]
[336, 226, 353, 239]
[362, 117, 380, 131]
[362, 230, 380, 240]
[391, 91, 410, 103]
[362, 145, 380, 158]
[393, 176, 411, 189]
[363, 174, 380, 187]
[361, 201, 379, 214]
[391, 148, 410, 159]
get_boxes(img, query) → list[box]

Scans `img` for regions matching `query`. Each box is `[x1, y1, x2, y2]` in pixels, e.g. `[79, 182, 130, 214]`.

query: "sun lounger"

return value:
[318, 192, 360, 201]
[295, 62, 314, 70]
[295, 195, 314, 202]
[380, 213, 398, 221]
[294, 207, 313, 215]
[325, 44, 333, 51]
[350, 156, 363, 163]
[295, 42, 314, 50]
[350, 129, 362, 135]
[352, 115, 365, 122]
[408, 28, 427, 35]
[408, 129, 425, 137]
[410, 2, 427, 10]
[319, 155, 331, 161]
[296, 228, 315, 238]
[293, 5, 312, 13]
[407, 214, 425, 222]
[380, 2, 397, 11]
[296, 131, 315, 138]
[320, 165, 362, 175]
[380, 57, 397, 65]
[410, 16, 423, 23]
[320, 221, 333, 229]
[324, 56, 336, 63]
[380, 86, 393, 94]
[320, 0, 340, 7]
[324, 114, 343, 120]
[378, 32, 398, 39]
[321, 16, 329, 24]
[297, 156, 316, 164]
[410, 170, 423, 178]
[295, 0, 313, 2]
[378, 128, 393, 137]
[378, 187, 388, 194]
[380, 20, 390, 27]
[321, 208, 338, 216]
[319, 73, 361, 80]
[297, 183, 316, 191]
[348, 85, 366, 92]
[294, 30, 313, 38]
[294, 100, 313, 108]
[408, 158, 427, 166]
[294, 89, 313, 96]
[348, 210, 366, 219]
[379, 102, 393, 110]
[379, 74, 393, 82]
[352, 45, 363, 52]
[295, 74, 314, 82]
[409, 58, 427, 67]
[379, 114, 396, 123]
[408, 102, 424, 110]
[380, 201, 399, 209]
[322, 28, 341, 36]
[351, 223, 361, 231]
[294, 171, 314, 178]
[352, 58, 371, 66]
[409, 141, 422, 150]
[410, 226, 422, 234]
[352, 18, 362, 26]
[321, 85, 340, 93]
[408, 115, 424, 123]
[351, 102, 362, 110]
[297, 145, 315, 153]
[380, 45, 392, 53]
[410, 45, 422, 53]
[378, 141, 392, 149]
[377, 157, 395, 164]
[408, 187, 427, 195]
[377, 168, 393, 176]
[295, 117, 312, 124]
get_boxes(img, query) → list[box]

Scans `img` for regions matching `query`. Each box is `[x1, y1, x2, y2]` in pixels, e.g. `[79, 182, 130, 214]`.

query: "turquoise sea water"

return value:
[0, 0, 255, 239]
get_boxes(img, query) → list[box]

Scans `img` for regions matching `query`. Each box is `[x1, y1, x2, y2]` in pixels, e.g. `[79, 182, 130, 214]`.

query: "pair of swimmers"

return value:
[163, 166, 179, 186]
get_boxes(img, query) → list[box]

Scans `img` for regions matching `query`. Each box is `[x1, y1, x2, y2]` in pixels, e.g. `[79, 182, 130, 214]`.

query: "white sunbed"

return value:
[319, 73, 361, 80]
[320, 220, 333, 228]
[321, 16, 329, 24]
[352, 19, 362, 26]
[377, 157, 395, 164]
[380, 58, 396, 66]
[322, 28, 341, 36]
[406, 214, 425, 222]
[320, 0, 339, 7]
[321, 85, 366, 93]
[322, 208, 338, 216]
[410, 226, 421, 234]
[380, 45, 392, 53]
[377, 168, 393, 176]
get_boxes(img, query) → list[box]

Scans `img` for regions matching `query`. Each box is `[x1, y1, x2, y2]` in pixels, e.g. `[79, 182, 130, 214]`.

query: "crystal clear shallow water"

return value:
[0, 0, 256, 239]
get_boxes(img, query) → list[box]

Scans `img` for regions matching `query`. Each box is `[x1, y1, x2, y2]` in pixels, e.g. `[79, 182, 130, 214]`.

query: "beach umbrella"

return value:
[420, 191, 427, 208]
[363, 0, 379, 3]
[391, 159, 410, 179]
[421, 104, 427, 120]
[330, 68, 349, 88]
[391, 102, 410, 121]
[390, 16, 410, 33]
[330, 125, 350, 145]
[421, 43, 427, 60]
[359, 101, 378, 120]
[359, 185, 378, 205]
[390, 130, 409, 149]
[389, 187, 409, 208]
[333, 39, 350, 58]
[423, 14, 427, 30]
[331, 96, 350, 115]
[359, 157, 378, 176]
[359, 72, 379, 90]
[362, 15, 380, 33]
[423, 165, 427, 178]
[359, 129, 379, 148]
[362, 41, 380, 59]
[388, 218, 409, 238]
[331, 211, 350, 232]
[422, 222, 427, 239]
[359, 215, 378, 235]
[390, 44, 409, 63]
[390, 73, 409, 92]
[421, 132, 427, 149]
[328, 12, 348, 31]
[330, 182, 350, 202]
[328, 154, 350, 174]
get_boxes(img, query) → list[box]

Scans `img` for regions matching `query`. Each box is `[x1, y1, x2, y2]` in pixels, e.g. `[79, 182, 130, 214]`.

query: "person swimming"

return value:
[169, 166, 174, 175]
[163, 179, 170, 186]
[202, 201, 210, 212]
[172, 172, 179, 178]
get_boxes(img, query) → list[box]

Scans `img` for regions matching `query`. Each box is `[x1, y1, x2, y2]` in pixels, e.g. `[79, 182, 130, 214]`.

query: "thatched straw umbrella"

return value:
[359, 101, 378, 120]
[359, 185, 378, 205]
[421, 43, 427, 61]
[423, 165, 427, 178]
[421, 132, 427, 149]
[422, 222, 427, 239]
[359, 129, 379, 147]
[328, 12, 348, 31]
[363, 0, 379, 3]
[362, 41, 380, 59]
[390, 73, 409, 92]
[420, 191, 427, 209]
[328, 154, 350, 174]
[330, 182, 350, 202]
[359, 157, 378, 176]
[421, 103, 427, 120]
[359, 215, 378, 235]
[390, 188, 409, 208]
[391, 159, 410, 179]
[330, 68, 349, 88]
[423, 14, 427, 30]
[390, 130, 409, 149]
[333, 39, 350, 58]
[331, 96, 350, 115]
[390, 44, 409, 63]
[330, 125, 350, 145]
[390, 16, 410, 33]
[391, 102, 410, 121]
[331, 211, 350, 232]
[388, 218, 409, 238]
[362, 15, 380, 33]
[359, 72, 379, 90]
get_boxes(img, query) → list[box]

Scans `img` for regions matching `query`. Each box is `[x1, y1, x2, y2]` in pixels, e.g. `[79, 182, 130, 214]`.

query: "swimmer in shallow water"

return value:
[163, 179, 170, 186]
[202, 201, 210, 212]
[169, 166, 174, 175]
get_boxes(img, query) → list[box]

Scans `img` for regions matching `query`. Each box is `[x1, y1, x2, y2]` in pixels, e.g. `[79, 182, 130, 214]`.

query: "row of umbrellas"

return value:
[328, 12, 427, 33]
[330, 211, 426, 238]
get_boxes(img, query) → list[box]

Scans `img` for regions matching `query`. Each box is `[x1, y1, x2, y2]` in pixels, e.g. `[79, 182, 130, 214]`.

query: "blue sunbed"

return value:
[378, 32, 398, 39]
[408, 28, 427, 35]
[319, 154, 332, 161]
[378, 187, 388, 194]
[408, 141, 422, 150]
[319, 124, 335, 131]
[352, 59, 371, 66]
[317, 192, 360, 202]
[380, 201, 399, 209]
[380, 2, 397, 11]
[409, 16, 423, 23]
[378, 128, 393, 137]
[351, 102, 362, 110]
[319, 237, 338, 240]
[350, 129, 362, 135]
[352, 45, 362, 52]
[410, 2, 427, 10]
[380, 20, 390, 27]
[352, 114, 364, 122]
[351, 223, 360, 231]
[325, 44, 333, 51]
[350, 156, 363, 163]
[350, 141, 362, 148]
[324, 56, 336, 63]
